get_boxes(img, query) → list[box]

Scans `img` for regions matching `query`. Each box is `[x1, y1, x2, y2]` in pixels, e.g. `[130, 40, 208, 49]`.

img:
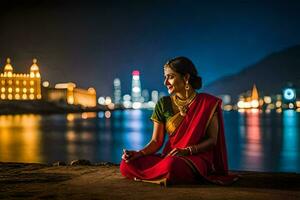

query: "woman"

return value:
[120, 56, 238, 186]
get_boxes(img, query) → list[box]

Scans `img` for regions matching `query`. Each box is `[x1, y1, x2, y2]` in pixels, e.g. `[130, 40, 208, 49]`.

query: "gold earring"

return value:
[185, 81, 190, 98]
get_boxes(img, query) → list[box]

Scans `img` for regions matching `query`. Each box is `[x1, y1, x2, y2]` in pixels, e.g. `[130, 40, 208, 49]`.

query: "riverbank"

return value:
[1, 162, 299, 200]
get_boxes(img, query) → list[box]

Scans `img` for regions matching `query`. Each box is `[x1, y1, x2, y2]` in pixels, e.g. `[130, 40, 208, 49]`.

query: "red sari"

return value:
[120, 93, 238, 185]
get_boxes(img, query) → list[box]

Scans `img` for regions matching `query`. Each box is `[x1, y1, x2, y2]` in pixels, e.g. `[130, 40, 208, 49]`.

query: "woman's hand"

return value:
[166, 147, 190, 157]
[122, 149, 143, 163]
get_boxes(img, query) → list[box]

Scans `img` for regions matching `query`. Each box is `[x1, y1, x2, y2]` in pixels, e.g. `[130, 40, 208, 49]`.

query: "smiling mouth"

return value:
[167, 86, 174, 90]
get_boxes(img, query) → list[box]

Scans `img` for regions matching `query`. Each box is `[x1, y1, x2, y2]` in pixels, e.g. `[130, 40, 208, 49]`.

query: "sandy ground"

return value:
[1, 162, 300, 200]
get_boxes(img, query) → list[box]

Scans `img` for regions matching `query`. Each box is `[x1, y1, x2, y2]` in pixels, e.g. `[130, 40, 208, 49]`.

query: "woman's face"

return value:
[164, 66, 186, 95]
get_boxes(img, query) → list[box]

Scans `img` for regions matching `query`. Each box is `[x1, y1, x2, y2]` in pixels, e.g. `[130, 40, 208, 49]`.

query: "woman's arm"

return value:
[140, 121, 165, 155]
[188, 112, 219, 154]
[122, 121, 165, 162]
[167, 112, 219, 157]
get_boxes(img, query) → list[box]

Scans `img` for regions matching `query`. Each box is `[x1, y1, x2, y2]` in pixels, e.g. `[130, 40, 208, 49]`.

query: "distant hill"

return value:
[202, 45, 300, 101]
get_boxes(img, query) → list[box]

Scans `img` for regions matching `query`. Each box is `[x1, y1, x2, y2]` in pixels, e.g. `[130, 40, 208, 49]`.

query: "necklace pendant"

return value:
[180, 111, 186, 116]
[179, 107, 187, 116]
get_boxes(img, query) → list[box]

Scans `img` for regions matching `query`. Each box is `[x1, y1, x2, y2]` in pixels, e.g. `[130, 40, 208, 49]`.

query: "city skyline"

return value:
[1, 0, 300, 96]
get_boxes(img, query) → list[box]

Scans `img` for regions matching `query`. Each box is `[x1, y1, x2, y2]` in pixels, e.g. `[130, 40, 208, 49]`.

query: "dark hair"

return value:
[165, 56, 202, 90]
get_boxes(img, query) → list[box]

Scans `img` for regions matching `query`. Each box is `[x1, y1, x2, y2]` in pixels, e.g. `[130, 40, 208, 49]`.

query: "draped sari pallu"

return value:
[120, 93, 238, 186]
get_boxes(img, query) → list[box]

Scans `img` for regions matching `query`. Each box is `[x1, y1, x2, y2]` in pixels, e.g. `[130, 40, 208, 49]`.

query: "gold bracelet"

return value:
[187, 147, 193, 155]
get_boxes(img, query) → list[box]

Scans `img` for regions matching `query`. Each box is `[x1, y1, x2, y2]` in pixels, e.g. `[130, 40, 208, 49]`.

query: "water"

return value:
[0, 110, 299, 173]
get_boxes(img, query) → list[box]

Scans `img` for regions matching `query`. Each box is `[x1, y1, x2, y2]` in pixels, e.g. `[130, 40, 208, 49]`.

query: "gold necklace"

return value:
[173, 91, 197, 116]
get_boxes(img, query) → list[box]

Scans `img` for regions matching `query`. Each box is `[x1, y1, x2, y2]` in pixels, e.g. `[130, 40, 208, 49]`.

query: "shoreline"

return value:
[1, 161, 300, 200]
[1, 160, 300, 175]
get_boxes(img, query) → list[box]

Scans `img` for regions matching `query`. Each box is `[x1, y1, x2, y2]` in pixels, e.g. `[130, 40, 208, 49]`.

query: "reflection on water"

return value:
[243, 109, 263, 171]
[0, 115, 42, 163]
[0, 110, 299, 173]
[281, 110, 299, 172]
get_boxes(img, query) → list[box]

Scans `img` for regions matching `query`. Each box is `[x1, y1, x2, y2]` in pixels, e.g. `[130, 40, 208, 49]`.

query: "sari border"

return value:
[150, 117, 164, 124]
[134, 177, 168, 187]
[204, 100, 220, 134]
[175, 99, 222, 182]
[165, 112, 183, 136]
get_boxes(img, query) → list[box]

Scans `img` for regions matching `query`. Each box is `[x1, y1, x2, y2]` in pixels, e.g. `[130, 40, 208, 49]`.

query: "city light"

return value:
[251, 100, 259, 108]
[132, 70, 140, 76]
[132, 87, 140, 93]
[107, 103, 115, 110]
[105, 111, 111, 118]
[289, 103, 294, 109]
[42, 81, 50, 87]
[264, 96, 272, 104]
[132, 102, 142, 109]
[105, 96, 112, 105]
[276, 101, 282, 108]
[98, 97, 105, 105]
[237, 100, 245, 109]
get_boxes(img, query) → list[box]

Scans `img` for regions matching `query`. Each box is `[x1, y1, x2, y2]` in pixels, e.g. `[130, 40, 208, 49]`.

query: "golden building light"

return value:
[0, 58, 42, 100]
[263, 96, 272, 104]
[47, 82, 96, 107]
[238, 84, 261, 110]
[276, 101, 282, 108]
[296, 101, 300, 108]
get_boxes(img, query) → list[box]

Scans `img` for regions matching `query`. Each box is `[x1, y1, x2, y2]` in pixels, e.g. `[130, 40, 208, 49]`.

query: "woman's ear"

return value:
[183, 74, 190, 82]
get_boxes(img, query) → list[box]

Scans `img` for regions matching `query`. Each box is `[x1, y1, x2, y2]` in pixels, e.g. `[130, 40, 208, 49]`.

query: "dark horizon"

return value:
[1, 0, 300, 96]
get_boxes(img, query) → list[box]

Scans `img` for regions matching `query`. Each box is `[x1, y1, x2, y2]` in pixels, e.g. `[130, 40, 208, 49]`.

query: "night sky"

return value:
[1, 0, 300, 96]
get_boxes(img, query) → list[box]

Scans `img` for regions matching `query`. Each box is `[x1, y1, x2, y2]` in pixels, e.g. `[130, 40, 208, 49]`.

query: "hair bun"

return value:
[190, 75, 202, 90]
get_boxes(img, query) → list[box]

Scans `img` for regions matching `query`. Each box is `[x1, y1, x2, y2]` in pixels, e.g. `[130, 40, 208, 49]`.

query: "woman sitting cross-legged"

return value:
[120, 56, 238, 186]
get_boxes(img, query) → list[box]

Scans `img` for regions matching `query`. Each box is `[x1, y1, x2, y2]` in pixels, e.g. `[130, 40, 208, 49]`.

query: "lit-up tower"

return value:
[250, 84, 259, 108]
[131, 70, 141, 103]
[30, 58, 42, 99]
[113, 78, 122, 104]
[251, 84, 259, 100]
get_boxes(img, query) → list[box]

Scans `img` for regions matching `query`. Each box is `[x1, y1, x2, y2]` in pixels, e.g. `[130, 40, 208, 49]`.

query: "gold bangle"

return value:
[188, 147, 193, 155]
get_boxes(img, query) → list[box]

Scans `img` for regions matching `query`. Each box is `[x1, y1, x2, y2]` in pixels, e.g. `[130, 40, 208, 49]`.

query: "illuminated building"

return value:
[113, 78, 122, 104]
[131, 70, 142, 109]
[151, 90, 159, 103]
[0, 58, 41, 100]
[44, 82, 96, 107]
[237, 84, 260, 109]
[131, 70, 142, 103]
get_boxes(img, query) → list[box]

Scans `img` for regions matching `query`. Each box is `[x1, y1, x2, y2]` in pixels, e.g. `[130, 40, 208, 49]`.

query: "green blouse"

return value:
[151, 96, 176, 124]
